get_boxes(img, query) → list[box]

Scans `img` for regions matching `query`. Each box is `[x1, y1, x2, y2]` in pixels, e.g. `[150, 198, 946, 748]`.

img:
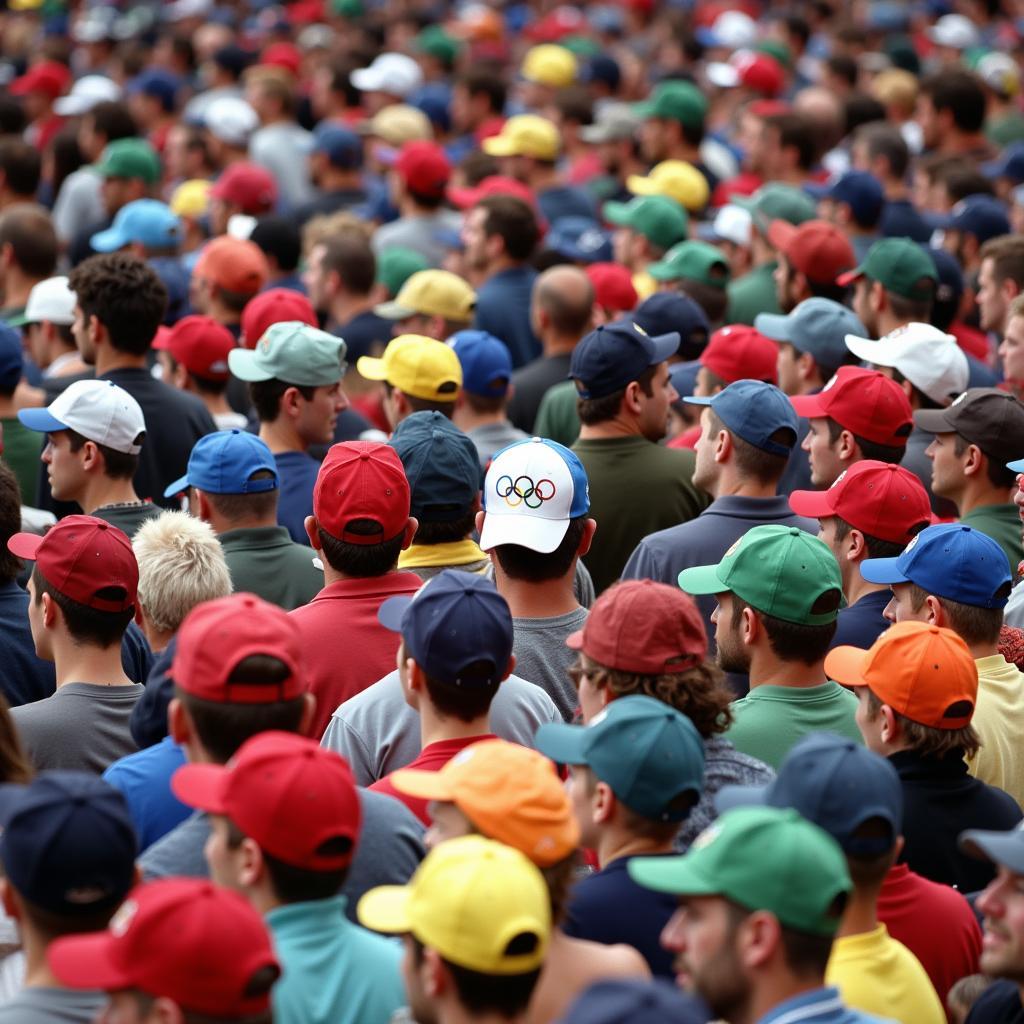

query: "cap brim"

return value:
[682, 395, 714, 408]
[648, 331, 681, 363]
[844, 335, 887, 365]
[835, 268, 864, 287]
[753, 312, 792, 342]
[378, 594, 413, 632]
[48, 932, 134, 992]
[913, 408, 956, 433]
[478, 510, 570, 555]
[960, 829, 1024, 873]
[626, 174, 657, 197]
[373, 301, 415, 320]
[822, 644, 871, 688]
[226, 349, 274, 383]
[677, 563, 728, 596]
[447, 186, 481, 209]
[356, 884, 413, 934]
[648, 262, 677, 281]
[4, 312, 31, 328]
[389, 767, 457, 801]
[162, 474, 191, 499]
[602, 202, 631, 226]
[788, 393, 828, 419]
[90, 228, 127, 253]
[170, 763, 230, 813]
[627, 854, 718, 896]
[7, 531, 43, 561]
[481, 136, 519, 157]
[706, 62, 740, 88]
[17, 407, 67, 434]
[1008, 459, 1024, 472]
[533, 721, 590, 766]
[355, 355, 390, 382]
[787, 488, 836, 520]
[350, 69, 387, 92]
[858, 555, 909, 586]
[766, 218, 798, 253]
[713, 782, 769, 814]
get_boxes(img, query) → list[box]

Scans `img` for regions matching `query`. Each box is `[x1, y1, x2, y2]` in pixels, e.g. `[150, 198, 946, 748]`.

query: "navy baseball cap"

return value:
[937, 194, 1011, 244]
[860, 523, 1013, 608]
[756, 297, 866, 369]
[570, 321, 679, 399]
[448, 330, 514, 399]
[685, 380, 799, 458]
[0, 322, 23, 392]
[717, 732, 902, 858]
[128, 68, 180, 113]
[378, 569, 514, 685]
[560, 979, 712, 1024]
[164, 429, 279, 498]
[810, 171, 885, 228]
[546, 217, 613, 264]
[983, 142, 1024, 186]
[389, 411, 481, 522]
[313, 124, 363, 170]
[0, 772, 137, 917]
[632, 292, 710, 360]
[669, 360, 700, 404]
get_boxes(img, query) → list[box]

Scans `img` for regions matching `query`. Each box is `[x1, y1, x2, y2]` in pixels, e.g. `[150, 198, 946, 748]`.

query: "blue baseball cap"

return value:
[127, 68, 181, 112]
[91, 199, 181, 253]
[717, 732, 902, 858]
[669, 360, 700, 403]
[810, 171, 885, 229]
[388, 411, 481, 521]
[632, 292, 710, 361]
[756, 297, 866, 370]
[570, 320, 679, 400]
[546, 216, 613, 264]
[685, 380, 799, 458]
[163, 428, 278, 498]
[937, 193, 1011, 244]
[313, 123, 363, 170]
[535, 695, 705, 822]
[860, 523, 1013, 607]
[560, 979, 712, 1024]
[0, 322, 23, 392]
[448, 330, 514, 399]
[984, 142, 1024, 185]
[0, 772, 137, 917]
[378, 569, 514, 685]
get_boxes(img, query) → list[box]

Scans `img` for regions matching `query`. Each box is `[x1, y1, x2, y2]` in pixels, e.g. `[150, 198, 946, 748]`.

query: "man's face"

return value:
[1000, 316, 1024, 384]
[816, 515, 845, 581]
[294, 382, 347, 448]
[758, 125, 784, 180]
[692, 407, 720, 495]
[401, 936, 438, 1024]
[42, 430, 87, 504]
[711, 591, 749, 674]
[915, 94, 941, 150]
[852, 278, 876, 337]
[303, 244, 331, 314]
[773, 254, 800, 314]
[612, 226, 636, 268]
[208, 196, 231, 238]
[203, 814, 244, 890]
[776, 342, 802, 396]
[854, 686, 885, 752]
[424, 800, 475, 852]
[637, 362, 677, 443]
[22, 323, 46, 369]
[802, 417, 844, 489]
[72, 303, 96, 364]
[1014, 473, 1024, 524]
[977, 258, 1008, 335]
[461, 207, 491, 273]
[101, 176, 135, 218]
[977, 866, 1024, 981]
[925, 431, 966, 504]
[883, 581, 929, 626]
[639, 117, 669, 164]
[566, 764, 599, 849]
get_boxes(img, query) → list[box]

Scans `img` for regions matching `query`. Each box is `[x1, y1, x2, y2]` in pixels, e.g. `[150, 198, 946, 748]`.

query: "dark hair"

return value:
[765, 113, 816, 172]
[832, 515, 925, 561]
[886, 290, 933, 324]
[406, 183, 446, 210]
[317, 521, 406, 577]
[250, 216, 301, 274]
[888, 367, 942, 411]
[248, 379, 316, 423]
[459, 150, 501, 188]
[492, 515, 587, 583]
[66, 427, 141, 481]
[67, 253, 167, 355]
[722, 899, 841, 978]
[553, 85, 593, 128]
[0, 97, 25, 137]
[709, 409, 794, 483]
[318, 233, 376, 296]
[202, 472, 278, 523]
[676, 279, 728, 325]
[422, 660, 503, 722]
[944, 169, 994, 205]
[457, 67, 507, 116]
[825, 54, 858, 88]
[577, 364, 656, 425]
[126, 983, 275, 1024]
[864, 686, 980, 759]
[0, 463, 24, 586]
[731, 595, 839, 664]
[383, 380, 458, 415]
[414, 507, 477, 542]
[0, 693, 31, 784]
[478, 195, 540, 262]
[906, 581, 1006, 647]
[952, 433, 1017, 489]
[463, 391, 508, 416]
[0, 204, 56, 279]
[175, 655, 308, 764]
[842, 94, 887, 137]
[825, 417, 908, 464]
[49, 126, 85, 203]
[920, 70, 987, 134]
[87, 101, 138, 144]
[0, 139, 40, 198]
[31, 566, 134, 649]
[20, 897, 122, 943]
[980, 236, 1024, 291]
[854, 122, 909, 179]
[164, 352, 229, 397]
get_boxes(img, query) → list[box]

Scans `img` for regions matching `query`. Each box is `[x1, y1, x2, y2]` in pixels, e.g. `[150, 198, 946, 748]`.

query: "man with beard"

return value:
[977, 236, 1024, 341]
[629, 805, 882, 1024]
[679, 524, 858, 768]
[767, 220, 855, 315]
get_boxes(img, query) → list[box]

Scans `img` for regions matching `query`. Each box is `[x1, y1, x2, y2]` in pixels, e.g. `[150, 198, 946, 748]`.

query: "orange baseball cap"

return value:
[389, 739, 579, 867]
[824, 621, 977, 730]
[194, 237, 270, 297]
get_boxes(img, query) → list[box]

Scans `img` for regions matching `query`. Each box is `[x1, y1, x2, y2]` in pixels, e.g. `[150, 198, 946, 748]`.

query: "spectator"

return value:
[917, 70, 995, 162]
[208, 163, 278, 236]
[635, 80, 716, 189]
[0, 204, 58, 325]
[766, 219, 856, 312]
[375, 269, 475, 340]
[296, 126, 367, 225]
[15, 276, 88, 395]
[977, 235, 1024, 338]
[0, 138, 41, 210]
[190, 236, 271, 338]
[604, 195, 688, 302]
[249, 216, 304, 294]
[813, 172, 885, 264]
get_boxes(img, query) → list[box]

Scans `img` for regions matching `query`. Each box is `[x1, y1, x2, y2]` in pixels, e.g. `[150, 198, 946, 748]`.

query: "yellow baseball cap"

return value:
[357, 835, 551, 974]
[356, 334, 463, 401]
[627, 161, 710, 214]
[483, 115, 560, 161]
[521, 45, 577, 88]
[374, 269, 476, 322]
[170, 179, 212, 219]
[391, 739, 580, 867]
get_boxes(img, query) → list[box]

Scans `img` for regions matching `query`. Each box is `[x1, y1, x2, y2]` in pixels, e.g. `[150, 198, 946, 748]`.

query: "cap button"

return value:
[359, 452, 370, 461]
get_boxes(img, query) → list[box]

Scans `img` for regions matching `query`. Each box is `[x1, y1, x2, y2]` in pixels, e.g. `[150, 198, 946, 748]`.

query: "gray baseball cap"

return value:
[756, 298, 866, 370]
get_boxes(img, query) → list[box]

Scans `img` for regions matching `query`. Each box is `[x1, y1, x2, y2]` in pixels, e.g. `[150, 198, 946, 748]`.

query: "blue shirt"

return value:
[757, 986, 893, 1024]
[266, 895, 406, 1024]
[880, 200, 933, 244]
[274, 450, 320, 545]
[474, 267, 541, 368]
[103, 735, 190, 851]
[0, 580, 54, 707]
[537, 184, 597, 224]
[829, 590, 890, 652]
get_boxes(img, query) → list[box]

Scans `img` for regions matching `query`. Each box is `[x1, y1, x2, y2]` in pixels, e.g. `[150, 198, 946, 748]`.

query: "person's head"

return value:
[585, 262, 639, 323]
[191, 237, 270, 321]
[635, 80, 708, 164]
[765, 219, 855, 313]
[939, 195, 1012, 272]
[826, 620, 980, 760]
[244, 64, 296, 124]
[679, 525, 843, 675]
[152, 314, 235, 397]
[629, 806, 850, 1017]
[15, 275, 77, 368]
[208, 163, 277, 236]
[169, 592, 315, 766]
[480, 113, 561, 184]
[357, 334, 462, 428]
[978, 235, 1024, 336]
[604, 195, 689, 273]
[9, 59, 70, 122]
[461, 195, 541, 274]
[758, 112, 816, 180]
[917, 69, 987, 149]
[358, 835, 550, 1023]
[449, 330, 515, 425]
[95, 138, 161, 218]
[239, 288, 317, 350]
[0, 137, 41, 202]
[303, 232, 375, 315]
[67, 253, 168, 363]
[0, 203, 57, 289]
[692, 325, 777, 397]
[633, 291, 710, 360]
[389, 140, 451, 212]
[530, 265, 594, 343]
[851, 122, 910, 185]
[48, 878, 280, 1024]
[790, 367, 913, 488]
[451, 67, 507, 134]
[648, 240, 730, 309]
[249, 216, 301, 279]
[1003, 294, 1024, 386]
[375, 270, 475, 340]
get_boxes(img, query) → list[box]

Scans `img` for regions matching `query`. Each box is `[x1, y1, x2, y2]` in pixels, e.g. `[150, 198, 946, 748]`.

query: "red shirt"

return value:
[667, 424, 701, 450]
[289, 572, 423, 738]
[370, 734, 498, 824]
[877, 862, 982, 1008]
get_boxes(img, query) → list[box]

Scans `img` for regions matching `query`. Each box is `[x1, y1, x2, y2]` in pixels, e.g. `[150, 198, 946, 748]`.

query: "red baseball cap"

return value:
[586, 262, 638, 313]
[173, 731, 361, 870]
[700, 324, 778, 384]
[153, 314, 236, 381]
[448, 174, 536, 211]
[10, 60, 70, 100]
[210, 163, 278, 215]
[767, 219, 856, 286]
[395, 141, 451, 199]
[567, 579, 706, 674]
[194, 237, 270, 296]
[789, 460, 932, 544]
[313, 441, 411, 543]
[171, 593, 306, 704]
[259, 42, 302, 76]
[47, 880, 279, 1019]
[8, 515, 137, 612]
[240, 288, 318, 349]
[790, 366, 913, 447]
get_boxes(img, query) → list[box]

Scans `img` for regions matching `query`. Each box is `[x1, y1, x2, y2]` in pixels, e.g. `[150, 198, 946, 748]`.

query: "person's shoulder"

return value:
[966, 980, 1024, 1024]
[564, 933, 650, 979]
[358, 783, 424, 831]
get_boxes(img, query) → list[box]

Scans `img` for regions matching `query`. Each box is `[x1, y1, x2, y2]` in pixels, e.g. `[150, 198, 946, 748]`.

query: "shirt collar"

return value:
[757, 987, 846, 1024]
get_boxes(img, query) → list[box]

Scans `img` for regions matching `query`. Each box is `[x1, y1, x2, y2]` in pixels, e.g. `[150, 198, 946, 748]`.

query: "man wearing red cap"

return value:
[208, 162, 278, 237]
[9, 60, 70, 152]
[191, 236, 271, 343]
[693, 325, 779, 396]
[766, 219, 856, 314]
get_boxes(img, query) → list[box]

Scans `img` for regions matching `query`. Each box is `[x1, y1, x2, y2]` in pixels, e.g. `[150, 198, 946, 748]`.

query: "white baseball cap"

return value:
[479, 437, 590, 554]
[18, 380, 146, 455]
[12, 276, 76, 328]
[53, 75, 122, 117]
[203, 97, 259, 147]
[926, 13, 981, 50]
[697, 204, 752, 247]
[696, 10, 757, 49]
[844, 322, 969, 407]
[350, 54, 423, 98]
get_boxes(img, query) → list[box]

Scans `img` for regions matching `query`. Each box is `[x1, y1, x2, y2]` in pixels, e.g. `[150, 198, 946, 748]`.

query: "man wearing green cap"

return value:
[635, 81, 718, 192]
[604, 195, 689, 301]
[628, 805, 883, 1024]
[679, 524, 860, 768]
[649, 241, 731, 325]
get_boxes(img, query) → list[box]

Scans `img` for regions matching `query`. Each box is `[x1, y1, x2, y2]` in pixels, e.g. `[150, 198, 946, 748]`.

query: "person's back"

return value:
[972, 653, 1024, 805]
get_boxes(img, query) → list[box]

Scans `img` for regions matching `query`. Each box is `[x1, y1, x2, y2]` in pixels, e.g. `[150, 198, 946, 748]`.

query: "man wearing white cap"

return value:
[350, 54, 424, 115]
[18, 379, 161, 536]
[203, 97, 259, 175]
[12, 277, 89, 395]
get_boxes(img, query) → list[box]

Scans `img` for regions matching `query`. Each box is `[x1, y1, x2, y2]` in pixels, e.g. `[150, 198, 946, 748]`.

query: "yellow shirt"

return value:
[398, 538, 489, 572]
[632, 270, 657, 301]
[968, 654, 1024, 806]
[826, 924, 944, 1024]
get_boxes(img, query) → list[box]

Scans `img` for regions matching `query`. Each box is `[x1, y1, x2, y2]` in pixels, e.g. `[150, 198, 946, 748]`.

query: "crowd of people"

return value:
[0, 1, 1024, 1023]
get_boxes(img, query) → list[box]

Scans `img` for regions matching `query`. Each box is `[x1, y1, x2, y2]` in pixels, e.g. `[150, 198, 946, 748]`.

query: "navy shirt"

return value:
[880, 199, 933, 244]
[829, 590, 890, 651]
[474, 267, 541, 368]
[966, 981, 1024, 1024]
[335, 310, 393, 362]
[0, 580, 54, 707]
[274, 449, 320, 545]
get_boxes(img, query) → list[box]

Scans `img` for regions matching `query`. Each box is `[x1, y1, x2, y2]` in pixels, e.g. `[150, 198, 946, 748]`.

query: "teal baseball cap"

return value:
[534, 695, 705, 822]
[227, 321, 347, 387]
[732, 184, 815, 233]
[602, 195, 689, 252]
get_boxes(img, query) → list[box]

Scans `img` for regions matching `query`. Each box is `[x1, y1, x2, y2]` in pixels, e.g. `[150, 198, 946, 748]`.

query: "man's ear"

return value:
[39, 590, 58, 630]
[593, 780, 616, 826]
[879, 703, 899, 745]
[304, 515, 322, 550]
[237, 836, 266, 889]
[924, 594, 946, 628]
[870, 279, 887, 314]
[836, 428, 858, 462]
[714, 427, 732, 465]
[577, 517, 597, 557]
[961, 443, 984, 479]
[401, 516, 419, 550]
[169, 697, 191, 745]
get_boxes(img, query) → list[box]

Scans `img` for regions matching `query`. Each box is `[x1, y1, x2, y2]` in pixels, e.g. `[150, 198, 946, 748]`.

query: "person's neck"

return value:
[836, 884, 880, 939]
[437, 1000, 525, 1024]
[492, 561, 580, 619]
[712, 466, 780, 499]
[94, 347, 148, 376]
[21, 927, 64, 990]
[321, 562, 398, 585]
[322, 169, 361, 193]
[210, 512, 279, 536]
[529, 165, 559, 191]
[540, 330, 580, 358]
[844, 573, 887, 607]
[259, 419, 307, 456]
[1, 270, 37, 310]
[971, 641, 1001, 661]
[749, 649, 827, 689]
[206, 298, 241, 328]
[875, 312, 907, 338]
[485, 253, 519, 277]
[260, 112, 290, 128]
[596, 827, 674, 868]
[53, 637, 133, 688]
[78, 475, 143, 515]
[665, 142, 701, 165]
[882, 178, 908, 202]
[196, 391, 236, 418]
[419, 701, 490, 749]
[958, 482, 1012, 518]
[330, 292, 375, 326]
[452, 405, 506, 433]
[941, 131, 987, 156]
[578, 417, 642, 441]
[774, 167, 807, 187]
[740, 976, 828, 1024]
[399, 196, 433, 219]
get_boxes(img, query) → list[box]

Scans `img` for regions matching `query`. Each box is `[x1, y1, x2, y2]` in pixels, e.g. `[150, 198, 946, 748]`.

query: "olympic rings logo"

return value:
[495, 474, 557, 509]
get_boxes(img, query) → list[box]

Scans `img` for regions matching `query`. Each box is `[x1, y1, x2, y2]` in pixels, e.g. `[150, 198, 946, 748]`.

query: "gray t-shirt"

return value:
[371, 210, 464, 267]
[249, 122, 314, 210]
[12, 683, 145, 774]
[467, 421, 529, 471]
[321, 669, 562, 786]
[0, 986, 104, 1023]
[512, 607, 588, 722]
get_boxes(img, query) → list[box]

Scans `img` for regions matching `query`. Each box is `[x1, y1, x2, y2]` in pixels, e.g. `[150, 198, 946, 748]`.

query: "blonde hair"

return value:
[871, 69, 919, 117]
[133, 511, 233, 634]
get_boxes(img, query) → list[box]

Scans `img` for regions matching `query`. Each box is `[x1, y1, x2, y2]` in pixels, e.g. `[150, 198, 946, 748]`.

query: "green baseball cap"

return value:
[634, 80, 708, 129]
[755, 39, 793, 70]
[416, 25, 461, 65]
[603, 195, 689, 252]
[732, 184, 815, 234]
[376, 247, 430, 299]
[677, 524, 843, 625]
[227, 321, 347, 387]
[649, 240, 731, 289]
[95, 138, 161, 185]
[628, 806, 852, 937]
[836, 238, 938, 301]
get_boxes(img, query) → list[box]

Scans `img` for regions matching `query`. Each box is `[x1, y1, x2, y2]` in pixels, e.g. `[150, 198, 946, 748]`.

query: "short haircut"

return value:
[317, 520, 406, 577]
[577, 364, 656, 426]
[832, 515, 926, 561]
[709, 408, 793, 484]
[920, 70, 987, 134]
[722, 899, 841, 979]
[414, 507, 477, 543]
[244, 66, 295, 115]
[457, 67, 507, 116]
[952, 433, 1017, 489]
[980, 236, 1024, 291]
[132, 511, 233, 635]
[201, 470, 278, 523]
[731, 595, 840, 665]
[88, 101, 137, 143]
[67, 253, 168, 356]
[0, 139, 41, 198]
[319, 233, 375, 296]
[535, 273, 594, 337]
[249, 379, 316, 424]
[163, 351, 229, 397]
[825, 54, 858, 88]
[66, 427, 141, 481]
[676, 279, 728, 326]
[854, 122, 910, 179]
[888, 367, 943, 411]
[0, 462, 24, 587]
[886, 289, 934, 324]
[125, 989, 273, 1024]
[765, 113, 816, 172]
[491, 515, 587, 583]
[422, 659, 502, 722]
[943, 169, 993, 206]
[477, 195, 540, 263]
[864, 686, 980, 759]
[384, 380, 457, 417]
[0, 204, 56, 279]
[826, 416, 909, 464]
[842, 93, 887, 137]
[31, 565, 134, 649]
[1010, 292, 1024, 323]
[577, 764, 688, 841]
[905, 581, 1006, 648]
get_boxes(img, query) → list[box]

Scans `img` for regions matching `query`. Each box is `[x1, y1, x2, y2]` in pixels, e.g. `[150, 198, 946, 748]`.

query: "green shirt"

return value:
[571, 435, 705, 595]
[727, 681, 862, 769]
[726, 261, 781, 326]
[987, 111, 1024, 146]
[219, 525, 323, 611]
[92, 501, 162, 537]
[534, 380, 581, 448]
[960, 503, 1023, 578]
[1, 418, 41, 507]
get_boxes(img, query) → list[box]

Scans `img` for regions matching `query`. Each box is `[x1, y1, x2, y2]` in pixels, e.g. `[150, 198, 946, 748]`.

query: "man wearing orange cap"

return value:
[191, 236, 271, 341]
